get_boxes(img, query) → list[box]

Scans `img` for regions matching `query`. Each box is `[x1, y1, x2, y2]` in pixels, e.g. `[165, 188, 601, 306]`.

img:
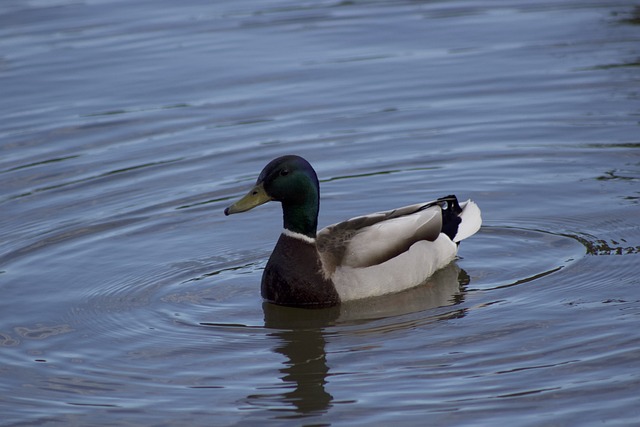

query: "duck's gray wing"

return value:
[316, 200, 444, 273]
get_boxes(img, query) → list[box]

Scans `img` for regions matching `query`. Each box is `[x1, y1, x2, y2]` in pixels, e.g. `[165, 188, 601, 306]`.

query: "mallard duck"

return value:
[224, 155, 481, 307]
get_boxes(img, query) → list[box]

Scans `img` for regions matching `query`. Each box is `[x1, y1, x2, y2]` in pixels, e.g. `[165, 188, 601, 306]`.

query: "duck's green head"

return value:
[224, 155, 320, 238]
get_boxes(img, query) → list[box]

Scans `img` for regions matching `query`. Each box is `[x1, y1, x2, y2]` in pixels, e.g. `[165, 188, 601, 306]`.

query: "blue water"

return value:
[1, 1, 639, 425]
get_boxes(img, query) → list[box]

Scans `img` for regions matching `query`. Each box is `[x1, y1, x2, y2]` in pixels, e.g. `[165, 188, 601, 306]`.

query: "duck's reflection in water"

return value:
[248, 264, 468, 418]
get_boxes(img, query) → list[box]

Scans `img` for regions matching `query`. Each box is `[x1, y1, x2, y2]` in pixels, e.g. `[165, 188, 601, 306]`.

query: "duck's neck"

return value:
[282, 191, 319, 239]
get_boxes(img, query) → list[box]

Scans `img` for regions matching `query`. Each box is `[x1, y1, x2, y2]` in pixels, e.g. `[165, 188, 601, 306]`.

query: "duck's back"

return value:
[317, 196, 481, 302]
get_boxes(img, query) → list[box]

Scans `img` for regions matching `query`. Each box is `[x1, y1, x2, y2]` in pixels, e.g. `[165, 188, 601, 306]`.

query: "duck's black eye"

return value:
[280, 169, 289, 176]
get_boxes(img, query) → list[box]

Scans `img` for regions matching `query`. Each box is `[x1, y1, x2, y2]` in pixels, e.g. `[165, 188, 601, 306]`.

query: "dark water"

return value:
[1, 0, 639, 425]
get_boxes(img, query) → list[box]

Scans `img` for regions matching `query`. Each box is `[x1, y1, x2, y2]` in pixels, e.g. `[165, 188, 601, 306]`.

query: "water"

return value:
[1, 0, 639, 425]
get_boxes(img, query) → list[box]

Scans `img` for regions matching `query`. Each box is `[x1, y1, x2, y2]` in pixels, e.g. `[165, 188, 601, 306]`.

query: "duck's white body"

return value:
[316, 199, 481, 301]
[331, 234, 457, 301]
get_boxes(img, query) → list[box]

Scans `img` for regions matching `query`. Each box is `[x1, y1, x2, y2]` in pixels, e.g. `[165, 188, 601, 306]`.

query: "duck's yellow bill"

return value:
[224, 183, 271, 215]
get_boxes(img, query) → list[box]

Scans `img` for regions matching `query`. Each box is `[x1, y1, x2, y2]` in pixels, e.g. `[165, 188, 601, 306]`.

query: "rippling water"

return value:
[1, 0, 639, 425]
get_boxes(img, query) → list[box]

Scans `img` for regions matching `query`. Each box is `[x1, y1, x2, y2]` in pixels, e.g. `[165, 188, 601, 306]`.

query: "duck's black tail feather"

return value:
[438, 195, 463, 242]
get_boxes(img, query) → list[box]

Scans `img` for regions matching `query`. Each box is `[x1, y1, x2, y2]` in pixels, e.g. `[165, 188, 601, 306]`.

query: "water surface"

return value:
[1, 1, 639, 425]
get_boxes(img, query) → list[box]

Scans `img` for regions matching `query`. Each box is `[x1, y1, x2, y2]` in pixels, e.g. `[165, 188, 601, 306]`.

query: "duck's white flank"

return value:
[332, 234, 458, 301]
[282, 228, 316, 244]
[332, 199, 481, 301]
